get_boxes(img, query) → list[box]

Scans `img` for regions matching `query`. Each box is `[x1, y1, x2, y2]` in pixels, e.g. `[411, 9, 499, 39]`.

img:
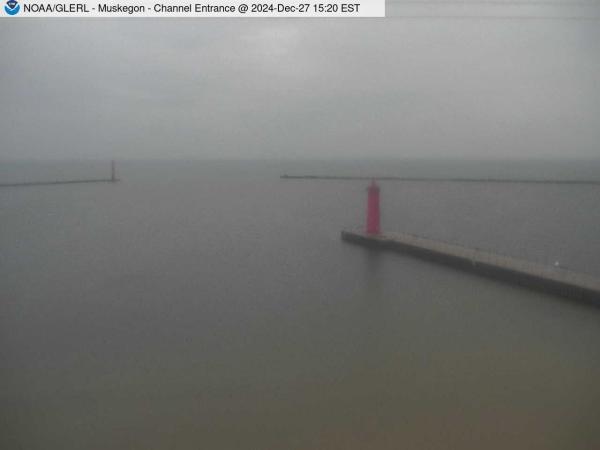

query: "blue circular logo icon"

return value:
[5, 0, 20, 15]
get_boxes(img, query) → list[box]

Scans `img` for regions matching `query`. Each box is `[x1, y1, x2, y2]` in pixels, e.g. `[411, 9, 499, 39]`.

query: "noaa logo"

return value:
[4, 0, 20, 15]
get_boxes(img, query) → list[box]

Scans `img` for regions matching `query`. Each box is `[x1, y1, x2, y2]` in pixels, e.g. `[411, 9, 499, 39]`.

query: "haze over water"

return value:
[1, 159, 600, 449]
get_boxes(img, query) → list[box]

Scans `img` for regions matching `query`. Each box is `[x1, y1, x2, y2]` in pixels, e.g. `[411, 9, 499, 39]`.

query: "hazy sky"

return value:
[1, 7, 599, 160]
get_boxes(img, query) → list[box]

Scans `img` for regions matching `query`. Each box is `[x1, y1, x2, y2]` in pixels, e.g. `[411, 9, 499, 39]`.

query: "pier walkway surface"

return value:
[342, 230, 600, 304]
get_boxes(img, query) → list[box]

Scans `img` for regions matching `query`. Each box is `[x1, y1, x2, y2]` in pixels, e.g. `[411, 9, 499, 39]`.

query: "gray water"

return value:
[1, 160, 600, 450]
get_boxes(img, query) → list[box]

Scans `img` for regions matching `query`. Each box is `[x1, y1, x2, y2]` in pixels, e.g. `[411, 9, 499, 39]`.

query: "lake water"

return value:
[1, 159, 600, 449]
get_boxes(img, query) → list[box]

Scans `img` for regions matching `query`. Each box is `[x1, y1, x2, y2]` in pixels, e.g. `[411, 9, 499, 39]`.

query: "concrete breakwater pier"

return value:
[0, 160, 119, 188]
[281, 174, 600, 185]
[342, 230, 600, 304]
[342, 180, 600, 305]
[0, 178, 117, 188]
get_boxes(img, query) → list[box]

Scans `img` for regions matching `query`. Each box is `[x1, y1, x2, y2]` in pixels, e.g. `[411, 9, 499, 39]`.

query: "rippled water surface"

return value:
[1, 160, 599, 449]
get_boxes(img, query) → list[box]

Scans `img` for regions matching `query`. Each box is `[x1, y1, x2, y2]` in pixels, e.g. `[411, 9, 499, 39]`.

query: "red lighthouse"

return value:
[366, 180, 380, 234]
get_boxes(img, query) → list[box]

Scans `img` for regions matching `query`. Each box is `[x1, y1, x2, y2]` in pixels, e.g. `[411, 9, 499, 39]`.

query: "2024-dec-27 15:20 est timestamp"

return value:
[250, 3, 361, 13]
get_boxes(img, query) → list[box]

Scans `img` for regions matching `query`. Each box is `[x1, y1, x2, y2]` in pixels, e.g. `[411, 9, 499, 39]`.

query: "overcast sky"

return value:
[1, 8, 599, 160]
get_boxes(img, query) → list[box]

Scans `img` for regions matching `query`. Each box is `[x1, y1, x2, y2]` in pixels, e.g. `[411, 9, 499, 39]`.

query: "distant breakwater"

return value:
[280, 174, 600, 185]
[0, 178, 118, 188]
[0, 160, 119, 189]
